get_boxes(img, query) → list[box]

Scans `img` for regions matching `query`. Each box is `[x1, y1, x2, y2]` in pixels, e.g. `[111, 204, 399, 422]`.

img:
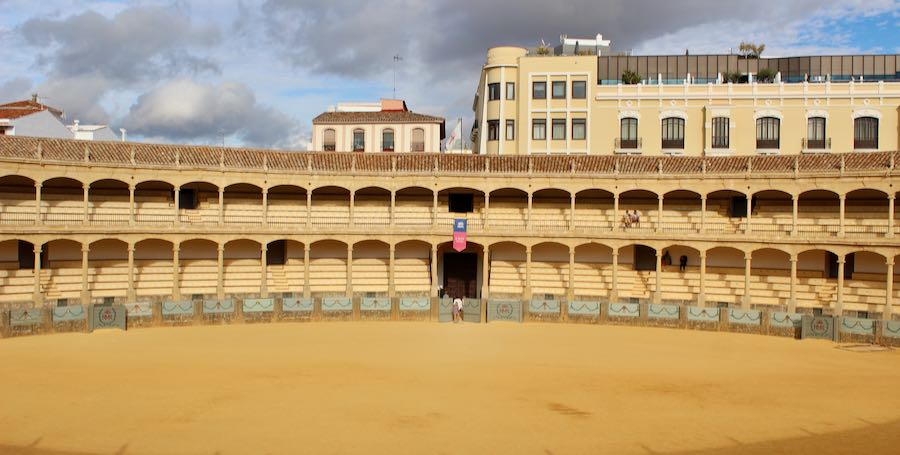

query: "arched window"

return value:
[619, 117, 638, 149]
[661, 117, 684, 149]
[806, 117, 826, 149]
[411, 128, 425, 152]
[382, 129, 395, 152]
[854, 117, 878, 150]
[323, 128, 336, 151]
[352, 129, 365, 152]
[756, 117, 780, 149]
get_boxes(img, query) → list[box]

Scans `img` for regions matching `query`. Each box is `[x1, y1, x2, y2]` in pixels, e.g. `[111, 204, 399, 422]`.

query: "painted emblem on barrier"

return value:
[98, 307, 118, 326]
[498, 303, 513, 318]
[811, 318, 829, 337]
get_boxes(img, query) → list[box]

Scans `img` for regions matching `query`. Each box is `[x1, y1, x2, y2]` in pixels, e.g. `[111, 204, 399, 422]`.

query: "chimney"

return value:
[119, 128, 127, 142]
[73, 119, 80, 132]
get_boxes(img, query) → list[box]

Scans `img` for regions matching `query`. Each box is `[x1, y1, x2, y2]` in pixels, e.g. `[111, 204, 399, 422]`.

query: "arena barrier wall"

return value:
[89, 305, 126, 332]
[4, 299, 899, 346]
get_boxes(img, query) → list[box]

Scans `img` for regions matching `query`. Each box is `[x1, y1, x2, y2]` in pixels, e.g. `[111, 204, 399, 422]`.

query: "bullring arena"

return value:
[1, 135, 900, 454]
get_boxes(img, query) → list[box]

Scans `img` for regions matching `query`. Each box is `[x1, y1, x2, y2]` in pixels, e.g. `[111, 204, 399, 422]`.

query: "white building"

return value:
[67, 120, 119, 141]
[0, 99, 72, 139]
[311, 99, 445, 153]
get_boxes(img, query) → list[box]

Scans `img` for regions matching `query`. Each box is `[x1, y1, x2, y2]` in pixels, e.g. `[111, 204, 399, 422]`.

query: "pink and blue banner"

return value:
[453, 218, 467, 252]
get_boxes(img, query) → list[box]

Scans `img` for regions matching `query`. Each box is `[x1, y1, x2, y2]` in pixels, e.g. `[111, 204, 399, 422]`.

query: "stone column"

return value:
[567, 248, 575, 301]
[389, 191, 396, 228]
[792, 194, 799, 236]
[524, 246, 532, 300]
[218, 188, 225, 226]
[838, 194, 846, 236]
[526, 193, 533, 231]
[569, 194, 576, 231]
[260, 245, 268, 298]
[611, 251, 619, 302]
[174, 187, 181, 226]
[171, 246, 181, 300]
[742, 253, 752, 310]
[306, 191, 312, 228]
[348, 192, 355, 228]
[789, 256, 798, 313]
[81, 247, 90, 305]
[656, 194, 663, 233]
[217, 246, 225, 301]
[34, 182, 42, 224]
[613, 194, 620, 231]
[745, 193, 752, 235]
[303, 246, 311, 299]
[481, 246, 490, 300]
[33, 246, 43, 305]
[261, 188, 268, 225]
[82, 184, 90, 225]
[699, 196, 706, 234]
[127, 245, 135, 301]
[388, 246, 396, 298]
[128, 184, 136, 226]
[885, 260, 894, 320]
[888, 195, 895, 238]
[430, 244, 439, 297]
[346, 245, 353, 297]
[835, 256, 845, 316]
[432, 192, 438, 227]
[654, 250, 662, 303]
[484, 193, 490, 230]
[698, 253, 707, 307]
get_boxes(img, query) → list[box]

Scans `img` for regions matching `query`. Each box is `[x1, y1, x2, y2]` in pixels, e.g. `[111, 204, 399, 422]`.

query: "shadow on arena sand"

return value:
[2, 419, 900, 455]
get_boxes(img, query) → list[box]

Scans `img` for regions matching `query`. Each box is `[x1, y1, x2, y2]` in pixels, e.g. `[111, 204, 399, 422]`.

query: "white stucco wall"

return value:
[8, 111, 73, 139]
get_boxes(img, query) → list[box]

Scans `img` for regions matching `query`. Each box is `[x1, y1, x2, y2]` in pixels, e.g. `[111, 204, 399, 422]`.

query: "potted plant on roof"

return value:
[621, 69, 641, 85]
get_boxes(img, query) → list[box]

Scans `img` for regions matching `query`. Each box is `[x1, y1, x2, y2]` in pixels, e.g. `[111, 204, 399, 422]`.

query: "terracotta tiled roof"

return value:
[312, 111, 444, 124]
[0, 100, 64, 120]
[0, 135, 895, 177]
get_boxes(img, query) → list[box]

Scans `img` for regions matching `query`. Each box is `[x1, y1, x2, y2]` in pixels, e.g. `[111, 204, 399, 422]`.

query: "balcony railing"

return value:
[854, 139, 878, 150]
[802, 138, 831, 151]
[411, 142, 425, 152]
[615, 137, 641, 150]
[661, 139, 684, 150]
[756, 139, 780, 150]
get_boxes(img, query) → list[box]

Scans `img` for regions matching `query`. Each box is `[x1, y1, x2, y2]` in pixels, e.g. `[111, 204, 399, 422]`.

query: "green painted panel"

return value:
[840, 317, 875, 335]
[801, 315, 836, 340]
[52, 305, 86, 322]
[438, 298, 454, 322]
[529, 299, 560, 314]
[462, 299, 482, 323]
[568, 301, 600, 317]
[243, 298, 275, 313]
[125, 302, 153, 318]
[162, 300, 194, 316]
[648, 304, 679, 320]
[203, 299, 234, 314]
[89, 305, 126, 331]
[361, 297, 391, 312]
[10, 308, 43, 326]
[487, 300, 522, 323]
[770, 312, 802, 328]
[400, 297, 431, 312]
[322, 297, 352, 312]
[282, 297, 314, 313]
[609, 302, 640, 318]
[687, 307, 719, 322]
[884, 321, 900, 338]
[728, 309, 761, 325]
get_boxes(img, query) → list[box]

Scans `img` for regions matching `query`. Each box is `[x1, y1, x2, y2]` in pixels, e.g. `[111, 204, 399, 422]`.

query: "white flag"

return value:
[445, 119, 462, 151]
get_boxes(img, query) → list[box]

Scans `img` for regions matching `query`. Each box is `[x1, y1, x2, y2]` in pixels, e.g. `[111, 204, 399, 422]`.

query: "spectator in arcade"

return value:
[679, 255, 688, 272]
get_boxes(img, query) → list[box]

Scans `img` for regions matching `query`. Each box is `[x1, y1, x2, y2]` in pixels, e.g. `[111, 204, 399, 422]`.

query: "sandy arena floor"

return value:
[1, 322, 900, 455]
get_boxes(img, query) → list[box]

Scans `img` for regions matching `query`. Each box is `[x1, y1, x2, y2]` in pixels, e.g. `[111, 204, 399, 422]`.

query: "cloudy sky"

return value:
[0, 0, 897, 149]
